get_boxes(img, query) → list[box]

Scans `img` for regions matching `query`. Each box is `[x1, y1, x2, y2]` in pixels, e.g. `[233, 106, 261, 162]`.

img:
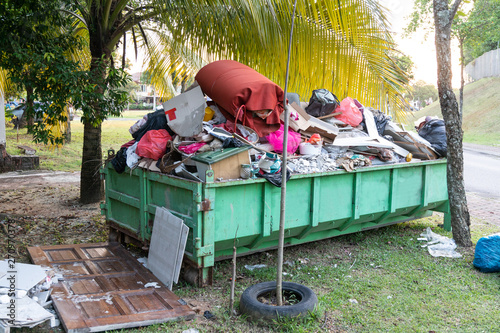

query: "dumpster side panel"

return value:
[357, 169, 390, 216]
[145, 173, 203, 262]
[103, 160, 449, 283]
[210, 183, 266, 239]
[426, 162, 448, 204]
[316, 173, 354, 224]
[103, 168, 144, 238]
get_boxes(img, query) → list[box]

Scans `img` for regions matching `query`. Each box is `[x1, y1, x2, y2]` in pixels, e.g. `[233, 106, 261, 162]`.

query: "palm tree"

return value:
[63, 0, 409, 203]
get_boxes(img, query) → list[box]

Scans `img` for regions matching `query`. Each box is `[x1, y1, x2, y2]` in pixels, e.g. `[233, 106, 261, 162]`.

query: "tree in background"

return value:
[408, 0, 500, 116]
[408, 0, 472, 247]
[0, 1, 83, 143]
[3, 0, 411, 203]
[389, 51, 415, 106]
[410, 80, 439, 108]
[391, 52, 415, 81]
[463, 0, 500, 63]
[455, 0, 500, 116]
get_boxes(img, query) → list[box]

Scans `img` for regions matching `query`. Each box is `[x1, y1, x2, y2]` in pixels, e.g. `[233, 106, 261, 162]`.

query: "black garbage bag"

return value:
[222, 137, 245, 148]
[256, 169, 291, 187]
[360, 108, 391, 136]
[111, 147, 128, 173]
[132, 109, 175, 141]
[418, 119, 447, 157]
[372, 110, 391, 135]
[305, 89, 340, 117]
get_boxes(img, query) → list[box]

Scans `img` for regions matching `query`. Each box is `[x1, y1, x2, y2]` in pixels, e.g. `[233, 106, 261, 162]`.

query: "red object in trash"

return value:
[136, 129, 171, 160]
[195, 60, 284, 137]
[305, 134, 322, 145]
[334, 97, 363, 127]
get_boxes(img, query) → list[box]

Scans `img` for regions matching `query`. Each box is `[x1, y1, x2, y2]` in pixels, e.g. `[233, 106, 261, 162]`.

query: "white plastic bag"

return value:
[126, 142, 140, 169]
[419, 227, 462, 258]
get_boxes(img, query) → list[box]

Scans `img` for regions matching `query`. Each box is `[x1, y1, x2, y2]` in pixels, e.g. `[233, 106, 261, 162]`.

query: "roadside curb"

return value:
[463, 143, 500, 158]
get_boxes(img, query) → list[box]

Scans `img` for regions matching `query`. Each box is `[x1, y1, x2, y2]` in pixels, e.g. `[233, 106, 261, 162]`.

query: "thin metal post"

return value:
[277, 0, 298, 306]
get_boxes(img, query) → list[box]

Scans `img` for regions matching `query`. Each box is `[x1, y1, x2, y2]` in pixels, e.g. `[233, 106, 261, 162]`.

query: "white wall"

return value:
[465, 49, 500, 82]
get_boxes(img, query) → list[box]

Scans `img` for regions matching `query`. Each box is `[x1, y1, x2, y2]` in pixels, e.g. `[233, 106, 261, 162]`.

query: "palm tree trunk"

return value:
[79, 8, 110, 204]
[433, 0, 472, 247]
[80, 121, 103, 204]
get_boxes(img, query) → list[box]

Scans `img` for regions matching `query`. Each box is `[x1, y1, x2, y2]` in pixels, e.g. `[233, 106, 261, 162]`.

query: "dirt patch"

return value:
[0, 171, 107, 263]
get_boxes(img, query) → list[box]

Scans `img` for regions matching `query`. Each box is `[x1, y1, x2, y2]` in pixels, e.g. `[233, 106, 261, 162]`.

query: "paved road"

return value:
[463, 143, 500, 226]
[463, 143, 500, 199]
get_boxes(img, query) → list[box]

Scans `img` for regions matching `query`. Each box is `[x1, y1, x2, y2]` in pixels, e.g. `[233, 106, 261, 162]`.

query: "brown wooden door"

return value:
[28, 242, 194, 333]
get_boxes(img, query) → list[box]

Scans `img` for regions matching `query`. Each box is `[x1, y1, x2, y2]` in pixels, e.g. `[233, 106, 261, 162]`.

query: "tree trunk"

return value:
[66, 117, 72, 143]
[79, 1, 114, 204]
[65, 106, 71, 144]
[459, 38, 464, 123]
[25, 86, 34, 131]
[80, 121, 103, 204]
[433, 0, 472, 247]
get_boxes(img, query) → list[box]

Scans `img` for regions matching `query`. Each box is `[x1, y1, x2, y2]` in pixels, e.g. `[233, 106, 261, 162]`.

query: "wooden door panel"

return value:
[28, 242, 194, 332]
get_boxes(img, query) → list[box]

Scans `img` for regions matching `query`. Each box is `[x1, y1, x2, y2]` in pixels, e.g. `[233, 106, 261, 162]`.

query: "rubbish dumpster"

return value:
[101, 158, 449, 286]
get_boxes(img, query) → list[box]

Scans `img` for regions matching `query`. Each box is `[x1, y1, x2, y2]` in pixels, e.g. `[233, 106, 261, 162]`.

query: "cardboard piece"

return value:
[192, 147, 251, 182]
[384, 129, 438, 160]
[162, 86, 206, 137]
[362, 108, 379, 138]
[148, 207, 189, 290]
[282, 103, 339, 141]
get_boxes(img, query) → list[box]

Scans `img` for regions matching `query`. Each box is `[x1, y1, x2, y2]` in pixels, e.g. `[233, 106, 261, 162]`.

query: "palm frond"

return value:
[159, 0, 409, 121]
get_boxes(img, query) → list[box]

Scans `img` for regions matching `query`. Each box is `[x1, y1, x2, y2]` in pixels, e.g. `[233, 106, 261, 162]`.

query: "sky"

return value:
[379, 0, 462, 87]
[128, 0, 463, 88]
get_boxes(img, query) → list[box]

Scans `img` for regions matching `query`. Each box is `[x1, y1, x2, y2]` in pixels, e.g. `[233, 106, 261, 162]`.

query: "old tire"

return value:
[240, 281, 318, 321]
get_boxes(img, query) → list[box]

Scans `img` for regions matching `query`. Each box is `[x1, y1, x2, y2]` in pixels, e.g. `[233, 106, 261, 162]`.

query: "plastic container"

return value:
[299, 142, 322, 156]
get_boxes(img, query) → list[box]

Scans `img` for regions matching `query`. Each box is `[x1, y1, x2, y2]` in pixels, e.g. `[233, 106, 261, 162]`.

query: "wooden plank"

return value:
[28, 242, 194, 333]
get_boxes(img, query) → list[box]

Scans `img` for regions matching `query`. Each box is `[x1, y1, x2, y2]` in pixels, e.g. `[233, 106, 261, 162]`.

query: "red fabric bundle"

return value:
[136, 129, 171, 160]
[195, 60, 284, 137]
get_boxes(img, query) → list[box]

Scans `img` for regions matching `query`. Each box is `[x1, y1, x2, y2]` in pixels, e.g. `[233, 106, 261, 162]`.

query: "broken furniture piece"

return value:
[28, 243, 194, 333]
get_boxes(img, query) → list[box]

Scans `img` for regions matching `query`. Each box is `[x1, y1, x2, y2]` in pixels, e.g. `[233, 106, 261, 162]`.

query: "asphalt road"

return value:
[463, 144, 500, 199]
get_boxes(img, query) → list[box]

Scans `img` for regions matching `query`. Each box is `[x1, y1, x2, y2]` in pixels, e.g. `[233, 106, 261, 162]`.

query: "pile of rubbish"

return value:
[110, 60, 447, 185]
[0, 261, 60, 330]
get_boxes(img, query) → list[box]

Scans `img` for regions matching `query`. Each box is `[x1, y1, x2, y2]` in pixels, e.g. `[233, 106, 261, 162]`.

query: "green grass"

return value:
[406, 77, 500, 147]
[4, 119, 136, 171]
[101, 215, 500, 333]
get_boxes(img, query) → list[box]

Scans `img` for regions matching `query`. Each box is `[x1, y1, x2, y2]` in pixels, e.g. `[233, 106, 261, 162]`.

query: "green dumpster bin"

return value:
[101, 159, 449, 286]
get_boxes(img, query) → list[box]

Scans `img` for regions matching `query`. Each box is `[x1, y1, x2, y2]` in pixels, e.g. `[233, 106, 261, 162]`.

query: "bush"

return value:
[128, 103, 154, 110]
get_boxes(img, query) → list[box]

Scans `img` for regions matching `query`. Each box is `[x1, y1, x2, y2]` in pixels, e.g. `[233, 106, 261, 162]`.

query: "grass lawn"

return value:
[4, 119, 136, 171]
[406, 77, 500, 147]
[111, 216, 500, 333]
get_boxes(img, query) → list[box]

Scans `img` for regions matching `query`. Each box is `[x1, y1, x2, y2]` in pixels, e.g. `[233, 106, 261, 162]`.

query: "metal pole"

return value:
[277, 0, 298, 306]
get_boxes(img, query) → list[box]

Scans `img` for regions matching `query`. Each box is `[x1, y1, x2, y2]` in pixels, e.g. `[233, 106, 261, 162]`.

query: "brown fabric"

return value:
[195, 60, 284, 137]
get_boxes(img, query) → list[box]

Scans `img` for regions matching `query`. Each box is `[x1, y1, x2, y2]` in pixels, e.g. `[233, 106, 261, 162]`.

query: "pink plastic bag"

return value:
[334, 97, 363, 127]
[267, 124, 301, 154]
[178, 142, 207, 154]
[136, 129, 172, 160]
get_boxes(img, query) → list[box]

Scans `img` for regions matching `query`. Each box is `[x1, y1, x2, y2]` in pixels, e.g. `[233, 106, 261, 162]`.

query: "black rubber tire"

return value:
[239, 281, 318, 321]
